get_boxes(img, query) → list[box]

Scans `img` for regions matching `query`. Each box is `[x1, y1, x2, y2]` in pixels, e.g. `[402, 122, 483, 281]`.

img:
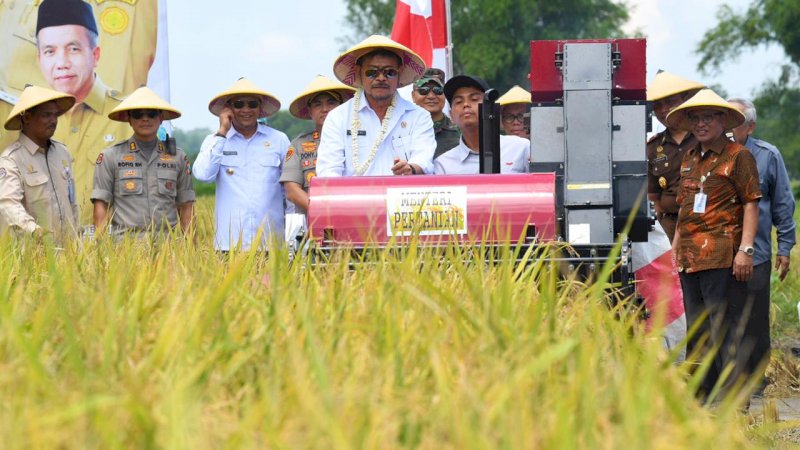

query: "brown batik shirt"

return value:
[675, 134, 762, 273]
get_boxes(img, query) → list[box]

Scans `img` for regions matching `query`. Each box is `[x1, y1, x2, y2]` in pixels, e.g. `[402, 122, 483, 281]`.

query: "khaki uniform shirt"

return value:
[0, 77, 129, 221]
[675, 135, 762, 273]
[280, 130, 319, 191]
[91, 137, 195, 234]
[0, 133, 79, 242]
[646, 130, 698, 214]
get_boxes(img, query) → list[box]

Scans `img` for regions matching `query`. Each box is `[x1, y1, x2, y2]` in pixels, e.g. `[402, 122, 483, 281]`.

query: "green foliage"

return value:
[752, 68, 800, 179]
[172, 127, 213, 160]
[267, 110, 315, 142]
[342, 0, 630, 93]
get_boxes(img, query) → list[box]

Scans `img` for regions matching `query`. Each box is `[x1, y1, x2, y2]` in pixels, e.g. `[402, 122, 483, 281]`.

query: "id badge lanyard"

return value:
[693, 171, 709, 214]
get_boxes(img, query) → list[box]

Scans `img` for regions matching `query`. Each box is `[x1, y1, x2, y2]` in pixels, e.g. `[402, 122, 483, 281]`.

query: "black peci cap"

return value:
[37, 0, 98, 35]
[443, 75, 490, 104]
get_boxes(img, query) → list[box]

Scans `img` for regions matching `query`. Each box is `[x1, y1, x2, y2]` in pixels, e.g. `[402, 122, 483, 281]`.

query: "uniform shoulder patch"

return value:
[0, 167, 6, 178]
[285, 147, 295, 161]
[1, 142, 22, 157]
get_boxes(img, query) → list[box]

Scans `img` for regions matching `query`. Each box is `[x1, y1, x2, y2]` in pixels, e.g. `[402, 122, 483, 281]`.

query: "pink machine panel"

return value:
[307, 173, 557, 247]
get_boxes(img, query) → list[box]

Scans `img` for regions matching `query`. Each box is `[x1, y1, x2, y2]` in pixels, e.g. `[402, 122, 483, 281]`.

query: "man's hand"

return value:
[218, 107, 234, 136]
[776, 255, 791, 281]
[391, 158, 416, 176]
[733, 251, 754, 282]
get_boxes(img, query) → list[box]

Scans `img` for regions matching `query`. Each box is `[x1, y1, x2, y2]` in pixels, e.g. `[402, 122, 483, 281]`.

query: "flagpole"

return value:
[445, 0, 453, 79]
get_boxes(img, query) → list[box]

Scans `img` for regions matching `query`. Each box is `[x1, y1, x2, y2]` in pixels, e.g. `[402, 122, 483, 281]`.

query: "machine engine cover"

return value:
[308, 174, 557, 247]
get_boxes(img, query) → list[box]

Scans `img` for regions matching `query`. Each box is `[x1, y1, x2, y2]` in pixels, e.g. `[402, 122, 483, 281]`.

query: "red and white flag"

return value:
[391, 0, 450, 78]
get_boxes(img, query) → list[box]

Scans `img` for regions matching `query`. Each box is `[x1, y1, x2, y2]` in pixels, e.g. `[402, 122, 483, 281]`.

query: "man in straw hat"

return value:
[497, 85, 531, 139]
[647, 71, 704, 242]
[281, 75, 355, 213]
[667, 89, 762, 401]
[411, 67, 460, 159]
[317, 35, 436, 177]
[434, 75, 530, 175]
[0, 85, 79, 243]
[193, 78, 290, 251]
[91, 86, 195, 237]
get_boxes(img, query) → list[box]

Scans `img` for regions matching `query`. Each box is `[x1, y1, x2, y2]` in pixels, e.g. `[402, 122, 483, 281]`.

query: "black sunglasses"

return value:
[501, 113, 525, 124]
[130, 109, 160, 120]
[364, 67, 399, 80]
[416, 86, 443, 96]
[231, 99, 261, 109]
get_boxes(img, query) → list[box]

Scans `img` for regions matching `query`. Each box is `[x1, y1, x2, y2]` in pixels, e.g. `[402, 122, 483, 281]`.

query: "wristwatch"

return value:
[739, 245, 755, 256]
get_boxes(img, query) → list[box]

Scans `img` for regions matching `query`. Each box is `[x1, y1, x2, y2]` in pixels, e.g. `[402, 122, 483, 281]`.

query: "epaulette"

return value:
[0, 141, 22, 157]
[646, 132, 661, 144]
[108, 89, 124, 101]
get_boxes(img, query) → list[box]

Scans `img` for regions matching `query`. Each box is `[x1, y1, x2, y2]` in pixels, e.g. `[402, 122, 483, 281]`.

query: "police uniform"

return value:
[280, 130, 320, 192]
[646, 130, 697, 242]
[0, 134, 79, 242]
[91, 137, 194, 235]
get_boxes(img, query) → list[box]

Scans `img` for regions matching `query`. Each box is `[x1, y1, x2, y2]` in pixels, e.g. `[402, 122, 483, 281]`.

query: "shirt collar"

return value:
[355, 90, 413, 113]
[18, 133, 45, 154]
[229, 123, 269, 139]
[82, 75, 107, 113]
[704, 134, 730, 155]
[456, 138, 477, 162]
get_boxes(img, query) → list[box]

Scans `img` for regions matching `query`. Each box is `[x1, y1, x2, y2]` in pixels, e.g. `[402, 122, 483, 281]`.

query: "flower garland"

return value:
[351, 88, 397, 175]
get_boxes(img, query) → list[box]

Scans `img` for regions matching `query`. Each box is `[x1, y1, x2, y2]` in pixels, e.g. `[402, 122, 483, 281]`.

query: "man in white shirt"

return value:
[434, 75, 530, 175]
[317, 35, 436, 177]
[193, 78, 289, 251]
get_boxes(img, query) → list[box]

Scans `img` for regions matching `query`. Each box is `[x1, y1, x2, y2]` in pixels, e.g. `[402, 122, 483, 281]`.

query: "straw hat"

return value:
[665, 89, 745, 131]
[647, 71, 705, 102]
[497, 85, 531, 106]
[289, 75, 356, 120]
[333, 35, 426, 88]
[107, 86, 181, 122]
[4, 85, 75, 131]
[208, 78, 281, 118]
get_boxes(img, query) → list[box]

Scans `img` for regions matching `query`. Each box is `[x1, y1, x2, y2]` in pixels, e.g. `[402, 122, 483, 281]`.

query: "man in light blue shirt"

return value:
[317, 35, 435, 177]
[434, 75, 530, 175]
[193, 78, 289, 251]
[729, 98, 796, 387]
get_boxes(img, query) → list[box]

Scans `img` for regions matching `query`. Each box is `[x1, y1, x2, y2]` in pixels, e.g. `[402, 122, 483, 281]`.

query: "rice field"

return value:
[0, 197, 796, 449]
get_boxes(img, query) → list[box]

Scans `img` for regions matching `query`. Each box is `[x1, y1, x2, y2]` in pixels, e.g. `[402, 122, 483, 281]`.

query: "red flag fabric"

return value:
[391, 0, 448, 75]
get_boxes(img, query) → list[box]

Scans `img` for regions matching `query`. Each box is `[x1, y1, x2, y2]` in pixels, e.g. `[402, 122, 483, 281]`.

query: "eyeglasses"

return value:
[231, 99, 261, 109]
[364, 67, 399, 80]
[502, 113, 525, 124]
[130, 109, 160, 120]
[687, 111, 724, 125]
[416, 86, 443, 96]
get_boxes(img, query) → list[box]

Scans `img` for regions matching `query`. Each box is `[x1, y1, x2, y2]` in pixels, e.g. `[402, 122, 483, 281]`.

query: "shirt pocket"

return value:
[118, 168, 143, 196]
[258, 152, 282, 180]
[157, 169, 178, 197]
[391, 134, 411, 160]
[23, 172, 49, 204]
[221, 151, 243, 168]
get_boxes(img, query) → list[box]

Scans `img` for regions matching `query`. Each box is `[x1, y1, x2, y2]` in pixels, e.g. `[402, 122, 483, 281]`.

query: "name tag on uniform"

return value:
[693, 193, 707, 214]
[346, 130, 367, 136]
[223, 151, 238, 155]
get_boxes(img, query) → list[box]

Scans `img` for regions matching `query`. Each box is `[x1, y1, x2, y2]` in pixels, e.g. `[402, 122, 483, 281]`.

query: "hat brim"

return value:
[4, 92, 75, 131]
[208, 88, 281, 118]
[443, 75, 489, 104]
[666, 106, 745, 131]
[108, 108, 181, 122]
[333, 37, 426, 88]
[289, 88, 355, 120]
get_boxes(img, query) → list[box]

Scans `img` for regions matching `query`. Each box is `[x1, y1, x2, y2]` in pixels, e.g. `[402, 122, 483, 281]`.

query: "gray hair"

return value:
[727, 97, 757, 124]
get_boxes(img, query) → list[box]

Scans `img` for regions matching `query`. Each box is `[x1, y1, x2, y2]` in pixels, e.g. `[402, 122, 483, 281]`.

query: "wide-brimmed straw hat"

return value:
[4, 85, 75, 130]
[333, 35, 426, 88]
[289, 75, 356, 120]
[108, 86, 181, 122]
[647, 71, 705, 102]
[665, 89, 745, 131]
[497, 85, 532, 106]
[208, 78, 281, 118]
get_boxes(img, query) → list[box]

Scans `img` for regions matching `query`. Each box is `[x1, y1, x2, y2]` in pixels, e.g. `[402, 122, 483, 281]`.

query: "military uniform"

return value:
[646, 130, 697, 241]
[91, 137, 195, 235]
[280, 130, 320, 192]
[0, 133, 79, 242]
[433, 115, 460, 159]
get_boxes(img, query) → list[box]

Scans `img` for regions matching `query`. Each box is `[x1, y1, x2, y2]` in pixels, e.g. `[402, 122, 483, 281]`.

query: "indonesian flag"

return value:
[391, 0, 450, 78]
[632, 222, 687, 359]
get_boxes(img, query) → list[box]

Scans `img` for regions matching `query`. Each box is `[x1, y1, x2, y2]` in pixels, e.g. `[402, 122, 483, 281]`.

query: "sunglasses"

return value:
[364, 67, 399, 80]
[231, 99, 261, 109]
[687, 111, 724, 125]
[416, 86, 443, 96]
[501, 113, 525, 124]
[130, 109, 160, 120]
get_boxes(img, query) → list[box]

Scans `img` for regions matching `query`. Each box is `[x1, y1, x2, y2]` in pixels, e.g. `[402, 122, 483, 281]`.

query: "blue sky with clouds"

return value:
[166, 0, 788, 130]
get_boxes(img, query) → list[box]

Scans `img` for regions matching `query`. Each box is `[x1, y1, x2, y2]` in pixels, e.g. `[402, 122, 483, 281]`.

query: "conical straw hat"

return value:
[4, 85, 75, 130]
[108, 86, 181, 122]
[497, 85, 531, 106]
[647, 71, 705, 101]
[665, 89, 745, 131]
[208, 78, 281, 118]
[333, 35, 426, 88]
[289, 75, 356, 120]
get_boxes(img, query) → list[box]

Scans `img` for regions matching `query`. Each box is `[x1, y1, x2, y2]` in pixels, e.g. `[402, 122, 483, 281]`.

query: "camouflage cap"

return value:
[415, 68, 446, 88]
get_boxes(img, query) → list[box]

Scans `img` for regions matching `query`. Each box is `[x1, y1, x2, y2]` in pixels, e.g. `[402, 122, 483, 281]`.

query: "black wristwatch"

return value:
[738, 246, 755, 256]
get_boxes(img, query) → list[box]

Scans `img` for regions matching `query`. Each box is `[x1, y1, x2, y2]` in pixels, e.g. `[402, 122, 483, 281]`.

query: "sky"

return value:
[166, 0, 789, 131]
